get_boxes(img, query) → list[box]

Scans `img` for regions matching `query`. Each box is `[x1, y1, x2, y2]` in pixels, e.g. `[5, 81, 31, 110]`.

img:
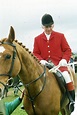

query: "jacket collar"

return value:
[42, 31, 55, 41]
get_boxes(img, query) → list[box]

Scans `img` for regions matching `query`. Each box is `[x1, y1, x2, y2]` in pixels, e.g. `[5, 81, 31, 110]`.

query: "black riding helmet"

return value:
[41, 14, 54, 26]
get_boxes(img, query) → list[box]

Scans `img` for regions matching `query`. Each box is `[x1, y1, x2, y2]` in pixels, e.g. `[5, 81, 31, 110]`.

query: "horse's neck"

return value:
[16, 43, 44, 86]
[19, 48, 46, 95]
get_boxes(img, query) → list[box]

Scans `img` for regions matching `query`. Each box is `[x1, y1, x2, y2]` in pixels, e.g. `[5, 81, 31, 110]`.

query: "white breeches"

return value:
[62, 71, 72, 83]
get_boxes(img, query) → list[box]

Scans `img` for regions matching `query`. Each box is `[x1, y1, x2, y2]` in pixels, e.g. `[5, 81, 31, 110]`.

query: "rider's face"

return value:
[42, 24, 54, 35]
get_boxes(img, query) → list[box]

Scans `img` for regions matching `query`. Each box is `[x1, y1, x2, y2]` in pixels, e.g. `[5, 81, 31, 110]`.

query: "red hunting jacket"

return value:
[33, 31, 72, 71]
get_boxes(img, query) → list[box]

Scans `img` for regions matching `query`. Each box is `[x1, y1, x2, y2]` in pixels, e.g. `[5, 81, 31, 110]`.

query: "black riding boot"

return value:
[68, 90, 75, 113]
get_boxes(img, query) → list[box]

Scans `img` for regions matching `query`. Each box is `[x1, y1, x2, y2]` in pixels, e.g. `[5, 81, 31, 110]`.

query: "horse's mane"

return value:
[0, 38, 41, 65]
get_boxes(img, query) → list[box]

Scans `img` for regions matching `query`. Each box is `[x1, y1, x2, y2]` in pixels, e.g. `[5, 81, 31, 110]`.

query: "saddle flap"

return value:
[53, 70, 66, 94]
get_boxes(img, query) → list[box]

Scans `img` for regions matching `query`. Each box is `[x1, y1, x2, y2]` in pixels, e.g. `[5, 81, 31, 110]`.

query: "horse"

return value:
[0, 26, 76, 115]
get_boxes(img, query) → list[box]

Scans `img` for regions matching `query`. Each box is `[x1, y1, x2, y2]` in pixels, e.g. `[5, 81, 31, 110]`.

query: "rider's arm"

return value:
[33, 37, 43, 60]
[5, 90, 25, 115]
[5, 97, 22, 115]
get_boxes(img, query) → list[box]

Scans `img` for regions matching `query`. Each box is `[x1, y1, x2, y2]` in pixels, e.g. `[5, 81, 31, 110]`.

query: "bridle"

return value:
[0, 42, 17, 99]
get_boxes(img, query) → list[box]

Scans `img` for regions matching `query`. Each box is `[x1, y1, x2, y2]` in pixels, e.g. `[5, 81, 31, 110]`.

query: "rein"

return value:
[25, 66, 46, 115]
[16, 66, 46, 115]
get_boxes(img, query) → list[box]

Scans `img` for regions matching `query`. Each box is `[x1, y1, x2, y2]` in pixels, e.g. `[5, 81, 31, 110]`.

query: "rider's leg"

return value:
[62, 71, 75, 112]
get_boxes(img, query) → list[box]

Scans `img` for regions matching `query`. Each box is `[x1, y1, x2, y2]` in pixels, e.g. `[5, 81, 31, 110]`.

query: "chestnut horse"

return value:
[0, 26, 76, 115]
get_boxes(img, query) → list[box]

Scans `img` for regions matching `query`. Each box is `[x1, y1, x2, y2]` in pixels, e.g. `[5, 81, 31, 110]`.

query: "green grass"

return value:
[75, 73, 77, 76]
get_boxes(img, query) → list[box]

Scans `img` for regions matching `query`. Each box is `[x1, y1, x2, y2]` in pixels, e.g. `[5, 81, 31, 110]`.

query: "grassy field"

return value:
[3, 73, 77, 115]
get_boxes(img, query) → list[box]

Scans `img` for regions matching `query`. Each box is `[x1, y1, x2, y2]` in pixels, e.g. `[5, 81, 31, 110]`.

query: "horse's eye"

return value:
[5, 54, 11, 59]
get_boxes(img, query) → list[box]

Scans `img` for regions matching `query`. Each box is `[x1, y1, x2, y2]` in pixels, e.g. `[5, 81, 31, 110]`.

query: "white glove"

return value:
[58, 59, 67, 67]
[40, 60, 48, 65]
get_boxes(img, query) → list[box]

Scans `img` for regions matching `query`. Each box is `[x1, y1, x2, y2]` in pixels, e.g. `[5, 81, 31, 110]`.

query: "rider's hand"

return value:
[58, 59, 67, 67]
[40, 60, 48, 65]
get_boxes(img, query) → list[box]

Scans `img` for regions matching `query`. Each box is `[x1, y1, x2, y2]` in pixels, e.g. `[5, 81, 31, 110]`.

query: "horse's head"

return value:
[0, 26, 21, 98]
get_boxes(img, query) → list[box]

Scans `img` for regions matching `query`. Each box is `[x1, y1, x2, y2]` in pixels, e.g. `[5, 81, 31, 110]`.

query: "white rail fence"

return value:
[68, 62, 77, 73]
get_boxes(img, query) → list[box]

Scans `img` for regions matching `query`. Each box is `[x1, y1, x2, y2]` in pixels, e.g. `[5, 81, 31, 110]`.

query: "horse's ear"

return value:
[7, 26, 15, 43]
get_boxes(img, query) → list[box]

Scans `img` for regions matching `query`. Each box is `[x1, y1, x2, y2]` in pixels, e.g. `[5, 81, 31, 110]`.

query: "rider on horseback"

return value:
[33, 14, 75, 113]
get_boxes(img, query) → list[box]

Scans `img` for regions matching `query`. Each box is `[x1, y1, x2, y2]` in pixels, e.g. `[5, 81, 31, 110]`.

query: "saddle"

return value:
[45, 63, 66, 93]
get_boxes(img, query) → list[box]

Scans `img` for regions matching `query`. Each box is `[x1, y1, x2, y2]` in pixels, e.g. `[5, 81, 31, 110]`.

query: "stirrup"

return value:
[69, 101, 75, 113]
